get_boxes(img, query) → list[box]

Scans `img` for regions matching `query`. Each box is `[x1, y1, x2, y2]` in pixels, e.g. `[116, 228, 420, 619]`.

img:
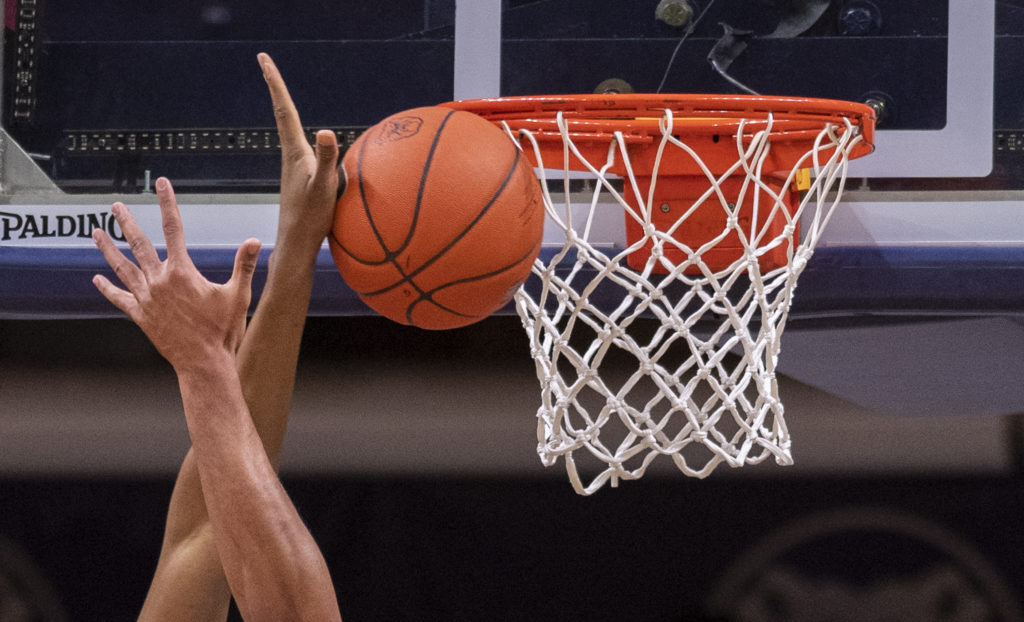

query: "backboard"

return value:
[0, 0, 1021, 419]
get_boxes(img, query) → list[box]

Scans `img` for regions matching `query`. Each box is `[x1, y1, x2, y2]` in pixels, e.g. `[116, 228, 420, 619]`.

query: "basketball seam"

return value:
[403, 237, 542, 324]
[331, 109, 539, 328]
[358, 147, 526, 299]
[331, 109, 458, 267]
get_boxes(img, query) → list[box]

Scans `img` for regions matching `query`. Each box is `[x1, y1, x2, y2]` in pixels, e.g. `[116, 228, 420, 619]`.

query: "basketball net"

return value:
[498, 105, 869, 495]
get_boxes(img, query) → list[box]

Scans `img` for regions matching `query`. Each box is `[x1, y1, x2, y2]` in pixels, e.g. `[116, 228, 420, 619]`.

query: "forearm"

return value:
[236, 243, 319, 463]
[178, 357, 339, 622]
[137, 452, 231, 622]
[142, 233, 324, 619]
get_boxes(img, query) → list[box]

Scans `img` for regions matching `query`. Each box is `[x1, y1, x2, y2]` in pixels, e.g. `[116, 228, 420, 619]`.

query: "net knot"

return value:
[792, 249, 813, 272]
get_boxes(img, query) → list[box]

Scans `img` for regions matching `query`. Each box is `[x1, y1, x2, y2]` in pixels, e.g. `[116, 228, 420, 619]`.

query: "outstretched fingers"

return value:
[112, 201, 161, 273]
[258, 53, 308, 161]
[155, 177, 190, 263]
[92, 203, 147, 309]
[91, 179, 192, 316]
[91, 270, 139, 318]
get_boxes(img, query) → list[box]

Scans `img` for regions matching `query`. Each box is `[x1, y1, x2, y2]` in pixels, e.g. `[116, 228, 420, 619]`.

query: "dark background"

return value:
[2, 474, 1024, 621]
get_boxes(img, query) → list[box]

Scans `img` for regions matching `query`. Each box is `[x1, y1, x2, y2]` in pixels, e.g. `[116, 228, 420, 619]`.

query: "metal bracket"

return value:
[0, 129, 62, 197]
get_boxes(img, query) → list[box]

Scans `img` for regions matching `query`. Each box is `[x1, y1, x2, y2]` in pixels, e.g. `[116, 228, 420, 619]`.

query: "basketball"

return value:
[329, 106, 545, 330]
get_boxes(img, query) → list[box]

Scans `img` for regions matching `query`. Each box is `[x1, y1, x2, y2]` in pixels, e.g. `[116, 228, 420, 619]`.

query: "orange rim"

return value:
[441, 94, 876, 174]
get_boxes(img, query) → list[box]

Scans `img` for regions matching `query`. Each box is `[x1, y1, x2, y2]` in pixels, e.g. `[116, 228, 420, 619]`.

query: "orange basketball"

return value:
[329, 106, 545, 330]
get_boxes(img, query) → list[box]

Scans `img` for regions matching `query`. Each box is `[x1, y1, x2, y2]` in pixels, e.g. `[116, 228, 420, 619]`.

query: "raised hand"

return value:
[91, 176, 261, 373]
[258, 52, 340, 258]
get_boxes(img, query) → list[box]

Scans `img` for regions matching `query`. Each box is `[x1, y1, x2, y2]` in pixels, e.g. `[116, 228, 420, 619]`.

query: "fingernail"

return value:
[156, 177, 168, 190]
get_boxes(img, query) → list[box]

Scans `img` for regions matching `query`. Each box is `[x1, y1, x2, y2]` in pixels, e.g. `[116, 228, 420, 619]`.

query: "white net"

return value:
[502, 108, 868, 495]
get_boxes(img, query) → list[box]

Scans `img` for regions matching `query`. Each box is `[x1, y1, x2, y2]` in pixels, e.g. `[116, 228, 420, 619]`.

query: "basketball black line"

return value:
[330, 111, 535, 327]
[330, 109, 458, 268]
[328, 125, 387, 264]
[358, 147, 527, 299]
[404, 237, 542, 325]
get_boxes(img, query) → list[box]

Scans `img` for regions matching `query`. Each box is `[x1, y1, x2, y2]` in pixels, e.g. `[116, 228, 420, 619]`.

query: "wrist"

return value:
[266, 242, 322, 286]
[174, 348, 238, 383]
[269, 236, 322, 267]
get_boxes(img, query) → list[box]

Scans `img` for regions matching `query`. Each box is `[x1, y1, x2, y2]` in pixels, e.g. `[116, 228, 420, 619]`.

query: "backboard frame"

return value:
[455, 0, 994, 179]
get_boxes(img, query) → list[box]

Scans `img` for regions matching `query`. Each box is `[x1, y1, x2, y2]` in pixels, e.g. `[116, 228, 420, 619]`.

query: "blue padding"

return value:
[0, 246, 371, 319]
[795, 246, 1024, 316]
[2, 246, 1023, 319]
[1, 247, 243, 318]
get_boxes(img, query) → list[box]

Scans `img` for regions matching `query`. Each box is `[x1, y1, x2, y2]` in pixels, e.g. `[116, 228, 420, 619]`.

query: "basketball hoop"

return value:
[442, 94, 875, 494]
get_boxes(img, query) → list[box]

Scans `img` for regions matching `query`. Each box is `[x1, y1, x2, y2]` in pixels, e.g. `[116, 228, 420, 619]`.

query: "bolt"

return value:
[838, 0, 882, 36]
[860, 91, 895, 127]
[656, 0, 695, 28]
[594, 78, 635, 94]
[865, 97, 887, 121]
[840, 8, 872, 35]
[660, 203, 672, 213]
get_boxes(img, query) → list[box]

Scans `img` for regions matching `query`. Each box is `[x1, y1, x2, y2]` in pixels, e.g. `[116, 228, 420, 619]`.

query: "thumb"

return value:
[314, 129, 339, 168]
[230, 237, 262, 299]
[312, 129, 340, 195]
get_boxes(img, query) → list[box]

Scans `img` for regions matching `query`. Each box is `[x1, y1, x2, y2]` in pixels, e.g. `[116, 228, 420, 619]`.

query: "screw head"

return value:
[838, 0, 882, 36]
[860, 90, 896, 127]
[656, 0, 695, 28]
[594, 78, 635, 94]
